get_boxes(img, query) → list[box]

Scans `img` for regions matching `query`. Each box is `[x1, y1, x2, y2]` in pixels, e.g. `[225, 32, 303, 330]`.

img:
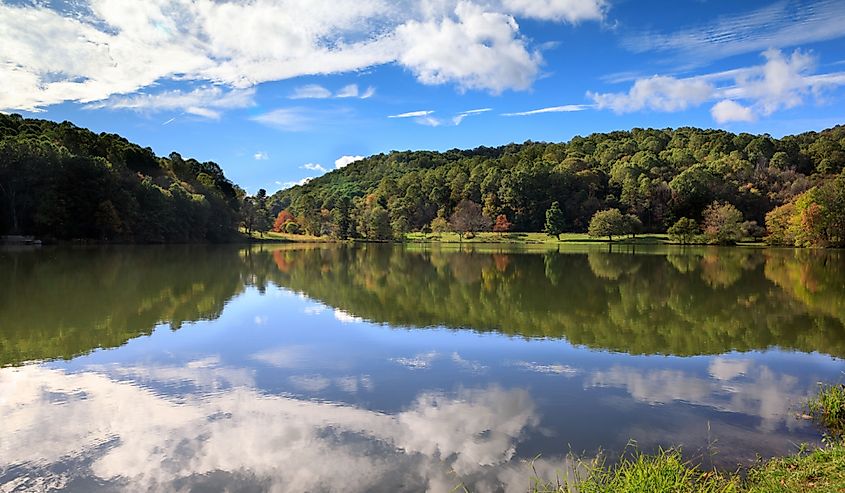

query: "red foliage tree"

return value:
[493, 214, 512, 235]
[272, 210, 296, 233]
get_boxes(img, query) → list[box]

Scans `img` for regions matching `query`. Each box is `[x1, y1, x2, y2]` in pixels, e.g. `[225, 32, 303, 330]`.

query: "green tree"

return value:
[544, 201, 566, 240]
[668, 217, 700, 245]
[588, 209, 626, 241]
[430, 215, 450, 238]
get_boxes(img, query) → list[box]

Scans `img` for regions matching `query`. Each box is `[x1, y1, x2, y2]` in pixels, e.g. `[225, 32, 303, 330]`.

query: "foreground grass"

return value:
[526, 446, 845, 493]
[523, 385, 845, 493]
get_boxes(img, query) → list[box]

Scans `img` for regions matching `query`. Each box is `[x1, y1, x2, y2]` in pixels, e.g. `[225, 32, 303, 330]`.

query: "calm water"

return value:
[1, 244, 844, 492]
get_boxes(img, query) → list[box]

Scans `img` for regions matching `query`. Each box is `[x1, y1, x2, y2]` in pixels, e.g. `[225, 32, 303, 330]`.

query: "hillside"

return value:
[271, 125, 845, 244]
[0, 114, 241, 242]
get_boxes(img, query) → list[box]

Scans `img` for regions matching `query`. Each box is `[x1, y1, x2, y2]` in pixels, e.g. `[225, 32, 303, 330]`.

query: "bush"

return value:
[668, 218, 700, 245]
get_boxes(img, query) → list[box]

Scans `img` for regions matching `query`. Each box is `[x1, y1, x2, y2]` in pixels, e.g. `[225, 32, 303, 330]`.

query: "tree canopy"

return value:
[0, 114, 241, 242]
[270, 125, 845, 242]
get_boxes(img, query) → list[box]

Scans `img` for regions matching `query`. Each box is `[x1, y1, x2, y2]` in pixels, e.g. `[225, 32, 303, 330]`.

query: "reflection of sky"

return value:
[2, 284, 844, 491]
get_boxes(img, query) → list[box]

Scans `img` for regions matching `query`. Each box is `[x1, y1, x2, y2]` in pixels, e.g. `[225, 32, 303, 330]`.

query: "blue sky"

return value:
[3, 0, 845, 193]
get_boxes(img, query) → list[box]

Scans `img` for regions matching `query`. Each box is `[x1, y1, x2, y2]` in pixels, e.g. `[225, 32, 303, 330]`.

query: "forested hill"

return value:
[0, 113, 241, 242]
[271, 125, 845, 243]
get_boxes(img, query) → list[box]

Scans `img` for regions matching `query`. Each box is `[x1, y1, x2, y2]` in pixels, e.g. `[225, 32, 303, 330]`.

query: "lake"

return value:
[1, 244, 844, 492]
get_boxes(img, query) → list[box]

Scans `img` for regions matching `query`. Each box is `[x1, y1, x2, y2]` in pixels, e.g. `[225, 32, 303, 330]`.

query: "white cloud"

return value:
[335, 155, 365, 169]
[336, 84, 360, 98]
[302, 163, 329, 173]
[250, 108, 314, 131]
[590, 76, 714, 113]
[624, 0, 845, 64]
[500, 0, 607, 23]
[390, 108, 492, 126]
[395, 2, 541, 94]
[290, 83, 375, 99]
[0, 0, 606, 112]
[502, 104, 590, 116]
[290, 84, 333, 99]
[389, 110, 435, 118]
[84, 86, 256, 120]
[254, 151, 269, 160]
[589, 49, 845, 123]
[278, 177, 314, 189]
[710, 100, 755, 123]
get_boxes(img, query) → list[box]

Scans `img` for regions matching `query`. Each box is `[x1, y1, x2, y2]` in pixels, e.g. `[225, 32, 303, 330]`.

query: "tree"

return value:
[702, 201, 746, 245]
[623, 214, 643, 238]
[365, 205, 392, 240]
[331, 196, 353, 240]
[493, 214, 512, 235]
[449, 200, 491, 239]
[430, 215, 450, 238]
[668, 217, 700, 245]
[544, 201, 566, 240]
[272, 210, 296, 233]
[588, 209, 626, 241]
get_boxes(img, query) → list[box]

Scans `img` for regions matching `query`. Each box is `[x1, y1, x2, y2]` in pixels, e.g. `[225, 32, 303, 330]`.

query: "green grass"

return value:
[808, 384, 845, 439]
[404, 232, 672, 245]
[529, 449, 739, 493]
[744, 445, 845, 493]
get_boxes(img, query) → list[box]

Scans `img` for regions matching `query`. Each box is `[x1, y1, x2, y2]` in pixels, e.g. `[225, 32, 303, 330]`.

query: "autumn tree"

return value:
[449, 200, 491, 239]
[272, 210, 296, 233]
[702, 201, 746, 245]
[544, 201, 566, 240]
[493, 214, 512, 235]
[430, 215, 450, 238]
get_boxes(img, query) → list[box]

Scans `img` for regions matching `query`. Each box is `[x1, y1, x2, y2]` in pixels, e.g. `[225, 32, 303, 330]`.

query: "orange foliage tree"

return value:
[272, 210, 296, 233]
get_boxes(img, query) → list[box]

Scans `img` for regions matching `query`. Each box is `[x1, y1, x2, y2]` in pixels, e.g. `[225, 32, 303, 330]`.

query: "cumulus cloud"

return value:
[0, 0, 606, 112]
[254, 151, 269, 160]
[501, 0, 607, 23]
[335, 155, 366, 168]
[710, 100, 755, 123]
[589, 49, 845, 123]
[395, 2, 541, 94]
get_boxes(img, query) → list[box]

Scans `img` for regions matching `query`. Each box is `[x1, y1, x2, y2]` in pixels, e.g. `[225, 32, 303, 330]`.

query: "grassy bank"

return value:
[525, 384, 845, 493]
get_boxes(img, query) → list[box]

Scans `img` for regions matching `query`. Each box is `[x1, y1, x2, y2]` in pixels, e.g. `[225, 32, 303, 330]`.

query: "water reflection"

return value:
[2, 245, 845, 366]
[1, 364, 546, 492]
[1, 244, 844, 491]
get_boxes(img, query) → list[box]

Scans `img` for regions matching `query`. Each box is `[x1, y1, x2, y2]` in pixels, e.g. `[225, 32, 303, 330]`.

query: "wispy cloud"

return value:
[389, 110, 434, 118]
[253, 151, 269, 161]
[502, 104, 591, 116]
[624, 0, 845, 64]
[389, 108, 492, 126]
[84, 86, 256, 120]
[589, 49, 845, 123]
[290, 83, 376, 100]
[289, 84, 333, 100]
[302, 163, 328, 173]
